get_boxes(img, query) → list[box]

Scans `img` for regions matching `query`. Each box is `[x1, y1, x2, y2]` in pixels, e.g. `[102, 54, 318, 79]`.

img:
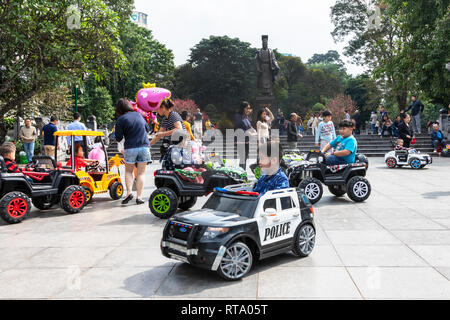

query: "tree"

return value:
[330, 0, 450, 107]
[307, 50, 346, 71]
[173, 99, 199, 116]
[188, 36, 258, 114]
[79, 83, 114, 125]
[345, 74, 382, 122]
[109, 21, 175, 104]
[173, 63, 195, 100]
[312, 103, 325, 114]
[0, 0, 128, 141]
[330, 0, 412, 107]
[274, 55, 344, 118]
[79, 21, 175, 122]
[326, 95, 357, 123]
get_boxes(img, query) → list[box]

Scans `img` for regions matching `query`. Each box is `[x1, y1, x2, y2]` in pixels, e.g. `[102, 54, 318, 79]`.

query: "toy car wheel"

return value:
[178, 196, 197, 211]
[149, 187, 178, 219]
[298, 177, 323, 204]
[328, 185, 346, 197]
[109, 182, 124, 200]
[32, 195, 56, 210]
[386, 157, 397, 168]
[217, 241, 253, 281]
[409, 158, 421, 169]
[60, 185, 86, 214]
[292, 223, 316, 257]
[346, 176, 371, 202]
[0, 192, 31, 224]
[82, 187, 93, 204]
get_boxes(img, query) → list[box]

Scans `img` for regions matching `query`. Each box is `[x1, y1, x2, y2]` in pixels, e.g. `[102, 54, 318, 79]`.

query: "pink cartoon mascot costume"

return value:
[129, 83, 172, 126]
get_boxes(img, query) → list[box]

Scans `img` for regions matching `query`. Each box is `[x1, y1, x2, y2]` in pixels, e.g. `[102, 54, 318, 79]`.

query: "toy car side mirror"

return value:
[263, 208, 277, 218]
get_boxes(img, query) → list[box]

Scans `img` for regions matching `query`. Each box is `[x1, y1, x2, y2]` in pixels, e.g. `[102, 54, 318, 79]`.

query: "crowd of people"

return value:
[2, 95, 448, 206]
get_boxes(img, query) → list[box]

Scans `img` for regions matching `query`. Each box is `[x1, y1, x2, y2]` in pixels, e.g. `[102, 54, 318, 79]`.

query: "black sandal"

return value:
[136, 199, 145, 205]
[122, 194, 133, 204]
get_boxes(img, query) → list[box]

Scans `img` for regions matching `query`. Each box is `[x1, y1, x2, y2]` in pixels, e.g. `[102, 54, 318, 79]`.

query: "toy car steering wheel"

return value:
[25, 159, 38, 171]
[306, 150, 326, 163]
[86, 161, 100, 171]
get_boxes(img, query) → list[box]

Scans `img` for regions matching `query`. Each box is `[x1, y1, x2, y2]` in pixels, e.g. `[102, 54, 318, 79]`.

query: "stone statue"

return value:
[255, 35, 280, 96]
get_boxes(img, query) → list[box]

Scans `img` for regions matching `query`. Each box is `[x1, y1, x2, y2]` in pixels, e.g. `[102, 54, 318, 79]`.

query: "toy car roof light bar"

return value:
[214, 187, 260, 197]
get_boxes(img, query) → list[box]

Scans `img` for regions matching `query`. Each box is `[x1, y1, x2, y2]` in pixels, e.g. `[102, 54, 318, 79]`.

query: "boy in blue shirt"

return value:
[253, 141, 289, 196]
[321, 120, 357, 165]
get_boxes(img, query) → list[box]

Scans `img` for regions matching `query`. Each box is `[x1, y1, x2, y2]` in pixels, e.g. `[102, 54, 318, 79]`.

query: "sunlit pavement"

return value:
[1, 157, 449, 299]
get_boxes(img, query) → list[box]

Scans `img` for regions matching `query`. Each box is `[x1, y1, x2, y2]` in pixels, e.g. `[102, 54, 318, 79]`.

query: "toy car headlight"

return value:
[201, 227, 229, 240]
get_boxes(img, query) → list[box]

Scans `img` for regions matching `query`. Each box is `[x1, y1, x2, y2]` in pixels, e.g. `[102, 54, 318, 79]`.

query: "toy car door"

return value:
[257, 197, 295, 246]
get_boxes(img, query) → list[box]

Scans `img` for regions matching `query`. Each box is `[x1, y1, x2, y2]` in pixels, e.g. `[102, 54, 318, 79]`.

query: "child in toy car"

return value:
[66, 143, 99, 171]
[253, 141, 289, 196]
[321, 120, 357, 165]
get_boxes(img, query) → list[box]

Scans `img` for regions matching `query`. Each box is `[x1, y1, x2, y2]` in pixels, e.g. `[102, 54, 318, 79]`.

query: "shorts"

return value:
[124, 147, 151, 164]
[44, 145, 55, 157]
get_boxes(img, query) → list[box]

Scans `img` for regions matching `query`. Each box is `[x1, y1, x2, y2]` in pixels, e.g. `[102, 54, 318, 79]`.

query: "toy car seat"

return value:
[0, 156, 7, 173]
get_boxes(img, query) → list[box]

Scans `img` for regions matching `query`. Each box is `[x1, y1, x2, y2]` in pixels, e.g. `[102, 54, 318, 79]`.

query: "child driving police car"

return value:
[253, 141, 289, 195]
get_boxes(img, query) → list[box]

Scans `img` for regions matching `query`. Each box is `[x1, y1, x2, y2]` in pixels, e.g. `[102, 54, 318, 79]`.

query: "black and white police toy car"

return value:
[161, 185, 316, 281]
[384, 149, 432, 169]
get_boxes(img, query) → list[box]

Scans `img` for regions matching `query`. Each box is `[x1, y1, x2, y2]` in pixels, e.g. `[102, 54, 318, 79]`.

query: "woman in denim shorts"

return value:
[115, 99, 151, 205]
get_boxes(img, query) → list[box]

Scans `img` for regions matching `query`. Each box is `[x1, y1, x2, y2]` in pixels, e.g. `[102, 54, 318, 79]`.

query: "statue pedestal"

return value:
[255, 95, 277, 110]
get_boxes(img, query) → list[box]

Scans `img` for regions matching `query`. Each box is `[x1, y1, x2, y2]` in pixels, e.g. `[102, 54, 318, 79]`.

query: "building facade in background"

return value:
[130, 11, 148, 28]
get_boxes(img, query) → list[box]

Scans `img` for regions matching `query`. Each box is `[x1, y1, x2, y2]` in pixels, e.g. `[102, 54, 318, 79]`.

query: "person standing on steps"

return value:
[19, 118, 37, 163]
[405, 95, 425, 135]
[233, 101, 257, 170]
[66, 112, 87, 148]
[352, 109, 361, 135]
[42, 116, 59, 158]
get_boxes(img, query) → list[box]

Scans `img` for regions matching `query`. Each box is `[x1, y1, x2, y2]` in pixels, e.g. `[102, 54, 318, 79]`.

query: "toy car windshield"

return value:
[202, 190, 258, 218]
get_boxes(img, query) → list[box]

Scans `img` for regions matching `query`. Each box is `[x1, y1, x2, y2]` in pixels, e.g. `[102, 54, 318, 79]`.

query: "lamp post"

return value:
[75, 85, 78, 113]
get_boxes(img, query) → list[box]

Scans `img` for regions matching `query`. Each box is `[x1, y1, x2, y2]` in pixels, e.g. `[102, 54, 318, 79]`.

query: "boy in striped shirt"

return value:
[0, 142, 22, 173]
[315, 110, 336, 152]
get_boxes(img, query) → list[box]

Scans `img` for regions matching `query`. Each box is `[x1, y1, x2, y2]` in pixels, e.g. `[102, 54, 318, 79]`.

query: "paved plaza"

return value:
[1, 157, 450, 299]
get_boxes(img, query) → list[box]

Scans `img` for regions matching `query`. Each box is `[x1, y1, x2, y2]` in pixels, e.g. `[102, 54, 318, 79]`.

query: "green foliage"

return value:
[3, 118, 15, 131]
[77, 21, 175, 122]
[79, 84, 114, 125]
[173, 64, 195, 100]
[204, 104, 219, 123]
[312, 103, 325, 113]
[274, 55, 345, 118]
[187, 36, 258, 112]
[0, 0, 128, 118]
[307, 50, 346, 71]
[216, 118, 233, 133]
[345, 74, 382, 123]
[331, 0, 450, 106]
[108, 21, 175, 104]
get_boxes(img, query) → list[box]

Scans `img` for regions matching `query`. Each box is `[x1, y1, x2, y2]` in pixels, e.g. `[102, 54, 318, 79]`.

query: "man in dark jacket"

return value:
[352, 110, 361, 135]
[405, 95, 424, 135]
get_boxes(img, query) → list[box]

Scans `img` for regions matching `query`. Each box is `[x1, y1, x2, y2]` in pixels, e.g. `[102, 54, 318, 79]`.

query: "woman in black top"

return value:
[398, 113, 415, 148]
[150, 99, 187, 148]
[233, 101, 257, 170]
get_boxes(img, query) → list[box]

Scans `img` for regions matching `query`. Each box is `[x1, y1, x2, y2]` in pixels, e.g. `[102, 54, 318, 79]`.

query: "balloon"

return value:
[129, 83, 171, 124]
